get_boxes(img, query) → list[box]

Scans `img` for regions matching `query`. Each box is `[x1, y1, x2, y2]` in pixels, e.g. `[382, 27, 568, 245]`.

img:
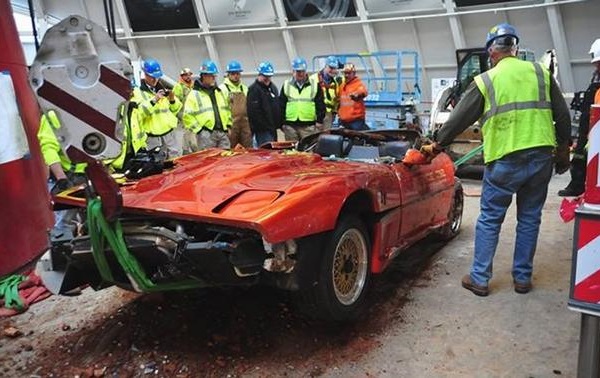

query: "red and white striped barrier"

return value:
[572, 216, 600, 304]
[585, 105, 600, 207]
[571, 105, 600, 312]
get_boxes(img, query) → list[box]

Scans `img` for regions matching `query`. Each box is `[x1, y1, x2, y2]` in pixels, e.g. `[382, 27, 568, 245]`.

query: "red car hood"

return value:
[118, 148, 397, 240]
[125, 149, 308, 207]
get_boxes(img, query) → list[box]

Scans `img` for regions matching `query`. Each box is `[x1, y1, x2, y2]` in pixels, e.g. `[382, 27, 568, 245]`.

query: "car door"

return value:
[391, 155, 455, 243]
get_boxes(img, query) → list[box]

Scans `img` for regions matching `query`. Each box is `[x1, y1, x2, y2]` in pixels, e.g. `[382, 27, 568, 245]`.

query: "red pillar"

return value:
[0, 0, 53, 276]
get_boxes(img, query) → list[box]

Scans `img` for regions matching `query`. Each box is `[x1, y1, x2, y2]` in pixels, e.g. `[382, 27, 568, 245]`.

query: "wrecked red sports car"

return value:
[43, 128, 462, 321]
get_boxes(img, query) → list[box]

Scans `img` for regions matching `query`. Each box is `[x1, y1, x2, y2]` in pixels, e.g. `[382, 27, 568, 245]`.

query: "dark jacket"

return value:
[247, 79, 281, 132]
[279, 78, 326, 127]
[572, 72, 600, 155]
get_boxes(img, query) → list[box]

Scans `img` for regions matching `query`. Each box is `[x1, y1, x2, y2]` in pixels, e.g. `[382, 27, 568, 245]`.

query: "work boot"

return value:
[514, 280, 532, 294]
[559, 160, 586, 197]
[461, 274, 489, 296]
[558, 184, 584, 197]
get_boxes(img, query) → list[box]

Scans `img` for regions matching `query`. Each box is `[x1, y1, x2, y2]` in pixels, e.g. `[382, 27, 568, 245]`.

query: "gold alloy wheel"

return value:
[451, 190, 464, 234]
[332, 228, 368, 306]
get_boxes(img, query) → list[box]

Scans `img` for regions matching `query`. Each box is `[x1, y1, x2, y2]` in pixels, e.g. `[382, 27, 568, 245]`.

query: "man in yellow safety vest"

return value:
[425, 23, 571, 296]
[132, 59, 182, 158]
[280, 57, 325, 142]
[183, 60, 232, 150]
[311, 55, 343, 130]
[37, 110, 87, 235]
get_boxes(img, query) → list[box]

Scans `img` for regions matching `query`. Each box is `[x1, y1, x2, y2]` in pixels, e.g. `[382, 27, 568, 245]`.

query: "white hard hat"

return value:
[590, 38, 600, 63]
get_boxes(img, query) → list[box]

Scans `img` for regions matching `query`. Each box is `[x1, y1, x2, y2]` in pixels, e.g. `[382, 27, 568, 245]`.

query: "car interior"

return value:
[306, 129, 418, 163]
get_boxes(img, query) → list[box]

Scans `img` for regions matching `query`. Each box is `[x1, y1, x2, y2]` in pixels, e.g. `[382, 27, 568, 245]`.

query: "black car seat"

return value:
[314, 134, 344, 157]
[378, 141, 411, 160]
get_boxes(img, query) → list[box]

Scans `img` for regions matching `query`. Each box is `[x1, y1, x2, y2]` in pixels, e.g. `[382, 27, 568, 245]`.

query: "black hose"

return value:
[103, 0, 112, 39]
[27, 0, 39, 51]
[108, 0, 117, 44]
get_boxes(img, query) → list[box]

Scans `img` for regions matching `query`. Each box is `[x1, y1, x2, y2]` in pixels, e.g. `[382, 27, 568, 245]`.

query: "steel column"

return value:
[545, 0, 575, 93]
[578, 314, 600, 378]
[193, 0, 220, 69]
[445, 1, 466, 50]
[113, 0, 139, 61]
[272, 0, 297, 62]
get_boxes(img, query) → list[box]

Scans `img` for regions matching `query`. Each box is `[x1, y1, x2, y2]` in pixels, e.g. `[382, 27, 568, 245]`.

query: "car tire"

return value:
[295, 216, 371, 322]
[436, 181, 463, 241]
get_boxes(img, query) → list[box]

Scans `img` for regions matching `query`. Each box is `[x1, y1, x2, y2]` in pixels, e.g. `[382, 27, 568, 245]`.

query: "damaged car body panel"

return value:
[45, 128, 462, 321]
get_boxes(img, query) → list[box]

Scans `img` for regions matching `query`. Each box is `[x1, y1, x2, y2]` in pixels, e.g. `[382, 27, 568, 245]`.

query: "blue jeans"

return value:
[341, 119, 368, 131]
[47, 180, 77, 236]
[254, 130, 277, 147]
[471, 147, 553, 286]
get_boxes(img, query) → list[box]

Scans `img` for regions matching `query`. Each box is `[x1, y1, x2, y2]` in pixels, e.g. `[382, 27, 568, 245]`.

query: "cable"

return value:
[26, 0, 39, 51]
[108, 0, 117, 44]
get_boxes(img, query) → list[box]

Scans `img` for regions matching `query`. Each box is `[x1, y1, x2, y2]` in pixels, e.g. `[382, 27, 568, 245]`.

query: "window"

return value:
[455, 0, 520, 6]
[124, 0, 199, 32]
[283, 0, 357, 22]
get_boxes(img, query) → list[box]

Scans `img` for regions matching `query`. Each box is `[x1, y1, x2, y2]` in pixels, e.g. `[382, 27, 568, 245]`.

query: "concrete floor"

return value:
[0, 173, 583, 377]
[329, 173, 582, 377]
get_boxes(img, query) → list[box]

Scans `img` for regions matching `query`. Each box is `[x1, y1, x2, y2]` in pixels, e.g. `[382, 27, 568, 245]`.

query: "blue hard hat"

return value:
[485, 23, 519, 49]
[200, 59, 219, 75]
[326, 55, 339, 68]
[142, 59, 163, 78]
[257, 61, 274, 76]
[226, 60, 243, 73]
[291, 57, 307, 71]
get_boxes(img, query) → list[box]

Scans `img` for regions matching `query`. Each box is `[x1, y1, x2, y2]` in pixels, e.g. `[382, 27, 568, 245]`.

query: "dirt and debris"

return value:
[0, 177, 581, 377]
[0, 237, 439, 378]
[3, 325, 22, 338]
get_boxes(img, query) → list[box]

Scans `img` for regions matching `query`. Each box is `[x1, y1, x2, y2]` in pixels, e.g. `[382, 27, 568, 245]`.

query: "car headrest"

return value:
[314, 134, 344, 157]
[379, 141, 411, 159]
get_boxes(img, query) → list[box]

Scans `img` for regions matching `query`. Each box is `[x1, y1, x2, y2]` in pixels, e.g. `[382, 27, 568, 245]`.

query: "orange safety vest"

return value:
[338, 77, 367, 122]
[595, 87, 600, 104]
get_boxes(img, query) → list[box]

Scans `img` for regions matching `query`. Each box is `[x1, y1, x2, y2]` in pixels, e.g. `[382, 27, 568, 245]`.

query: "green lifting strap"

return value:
[454, 144, 484, 168]
[87, 198, 202, 292]
[0, 274, 26, 311]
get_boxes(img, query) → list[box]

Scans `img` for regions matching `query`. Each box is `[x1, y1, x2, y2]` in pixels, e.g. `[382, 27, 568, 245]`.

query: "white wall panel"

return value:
[329, 25, 368, 55]
[40, 0, 123, 30]
[135, 37, 208, 80]
[374, 20, 417, 51]
[214, 33, 260, 72]
[561, 1, 599, 90]
[292, 25, 369, 73]
[169, 36, 210, 73]
[507, 8, 552, 57]
[239, 31, 289, 72]
[202, 0, 277, 28]
[460, 12, 503, 48]
[19, 0, 598, 100]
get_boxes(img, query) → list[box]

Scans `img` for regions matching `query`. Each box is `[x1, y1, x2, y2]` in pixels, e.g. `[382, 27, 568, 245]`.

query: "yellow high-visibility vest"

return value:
[182, 87, 232, 133]
[283, 77, 318, 122]
[474, 57, 555, 163]
[132, 87, 181, 136]
[108, 102, 147, 170]
[37, 110, 86, 174]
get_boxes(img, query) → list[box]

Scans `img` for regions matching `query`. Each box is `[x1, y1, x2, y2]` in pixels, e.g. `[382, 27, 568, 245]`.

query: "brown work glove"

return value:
[420, 142, 443, 158]
[554, 143, 571, 175]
